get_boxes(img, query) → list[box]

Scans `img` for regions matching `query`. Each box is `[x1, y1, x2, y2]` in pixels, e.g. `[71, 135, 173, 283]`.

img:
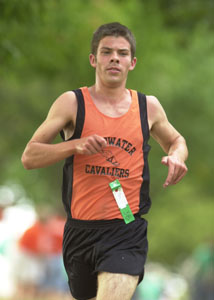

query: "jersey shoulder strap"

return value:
[137, 92, 150, 145]
[60, 89, 85, 141]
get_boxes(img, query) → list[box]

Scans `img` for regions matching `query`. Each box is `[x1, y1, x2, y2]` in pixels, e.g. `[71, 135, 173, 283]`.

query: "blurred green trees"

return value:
[0, 0, 213, 264]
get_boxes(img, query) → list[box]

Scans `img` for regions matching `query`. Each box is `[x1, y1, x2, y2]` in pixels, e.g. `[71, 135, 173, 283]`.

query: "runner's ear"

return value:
[89, 54, 96, 68]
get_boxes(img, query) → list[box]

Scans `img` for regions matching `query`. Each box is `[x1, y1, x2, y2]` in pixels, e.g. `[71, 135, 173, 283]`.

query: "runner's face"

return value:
[90, 36, 136, 87]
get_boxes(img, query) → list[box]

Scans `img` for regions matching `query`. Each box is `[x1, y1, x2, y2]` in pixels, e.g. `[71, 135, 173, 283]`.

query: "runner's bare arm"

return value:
[147, 95, 188, 187]
[21, 92, 107, 170]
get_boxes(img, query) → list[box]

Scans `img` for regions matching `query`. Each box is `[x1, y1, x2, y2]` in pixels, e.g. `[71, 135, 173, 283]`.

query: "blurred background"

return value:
[0, 0, 213, 299]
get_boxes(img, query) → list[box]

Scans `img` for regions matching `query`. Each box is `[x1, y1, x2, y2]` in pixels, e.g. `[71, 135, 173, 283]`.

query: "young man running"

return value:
[22, 22, 188, 300]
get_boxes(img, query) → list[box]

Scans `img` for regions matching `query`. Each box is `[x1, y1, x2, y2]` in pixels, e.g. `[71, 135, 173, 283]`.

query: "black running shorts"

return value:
[63, 215, 148, 300]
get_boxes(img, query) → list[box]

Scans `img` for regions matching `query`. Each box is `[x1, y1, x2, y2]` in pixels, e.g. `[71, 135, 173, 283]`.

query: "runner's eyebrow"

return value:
[100, 47, 113, 52]
[100, 47, 130, 52]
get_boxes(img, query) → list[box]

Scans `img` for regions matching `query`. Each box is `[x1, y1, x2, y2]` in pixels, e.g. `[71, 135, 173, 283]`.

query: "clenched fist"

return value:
[74, 134, 107, 155]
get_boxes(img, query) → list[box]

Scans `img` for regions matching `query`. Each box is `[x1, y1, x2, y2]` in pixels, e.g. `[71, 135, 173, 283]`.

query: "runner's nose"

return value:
[110, 51, 119, 63]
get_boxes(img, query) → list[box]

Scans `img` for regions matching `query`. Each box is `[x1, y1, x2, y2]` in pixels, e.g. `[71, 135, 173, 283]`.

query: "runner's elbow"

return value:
[21, 152, 33, 170]
[21, 144, 35, 170]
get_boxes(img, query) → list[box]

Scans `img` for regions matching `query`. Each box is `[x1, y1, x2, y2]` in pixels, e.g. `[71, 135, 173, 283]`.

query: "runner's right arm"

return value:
[21, 92, 106, 170]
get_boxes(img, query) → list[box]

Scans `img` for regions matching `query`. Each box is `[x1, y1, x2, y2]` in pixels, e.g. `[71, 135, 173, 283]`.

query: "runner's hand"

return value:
[74, 135, 107, 155]
[161, 156, 188, 188]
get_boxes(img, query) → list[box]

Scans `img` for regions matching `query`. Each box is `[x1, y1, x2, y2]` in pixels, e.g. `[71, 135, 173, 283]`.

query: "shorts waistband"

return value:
[66, 213, 141, 229]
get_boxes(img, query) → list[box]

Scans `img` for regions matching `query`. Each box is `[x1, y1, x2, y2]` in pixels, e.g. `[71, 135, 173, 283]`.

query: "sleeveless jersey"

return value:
[61, 87, 151, 220]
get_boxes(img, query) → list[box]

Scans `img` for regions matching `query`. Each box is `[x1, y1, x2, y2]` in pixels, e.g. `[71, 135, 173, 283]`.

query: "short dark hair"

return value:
[91, 22, 136, 59]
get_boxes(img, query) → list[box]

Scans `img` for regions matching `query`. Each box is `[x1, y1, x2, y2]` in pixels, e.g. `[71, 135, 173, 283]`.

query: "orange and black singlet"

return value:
[61, 87, 151, 220]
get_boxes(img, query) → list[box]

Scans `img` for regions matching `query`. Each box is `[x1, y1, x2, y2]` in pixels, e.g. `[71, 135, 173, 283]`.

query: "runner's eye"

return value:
[119, 51, 129, 56]
[101, 50, 111, 55]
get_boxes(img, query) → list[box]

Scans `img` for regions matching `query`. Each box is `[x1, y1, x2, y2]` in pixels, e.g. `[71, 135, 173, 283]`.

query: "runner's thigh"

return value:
[97, 272, 139, 300]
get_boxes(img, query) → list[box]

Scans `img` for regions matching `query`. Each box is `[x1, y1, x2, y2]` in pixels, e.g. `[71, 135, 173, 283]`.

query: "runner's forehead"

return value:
[98, 36, 131, 51]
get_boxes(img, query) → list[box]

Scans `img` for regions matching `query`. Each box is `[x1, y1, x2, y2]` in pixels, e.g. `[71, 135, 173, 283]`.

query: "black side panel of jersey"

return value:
[137, 92, 152, 215]
[61, 89, 85, 218]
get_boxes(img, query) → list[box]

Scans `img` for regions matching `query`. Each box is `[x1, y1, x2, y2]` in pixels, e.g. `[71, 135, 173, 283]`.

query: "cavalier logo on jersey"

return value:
[100, 149, 120, 166]
[85, 136, 137, 179]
